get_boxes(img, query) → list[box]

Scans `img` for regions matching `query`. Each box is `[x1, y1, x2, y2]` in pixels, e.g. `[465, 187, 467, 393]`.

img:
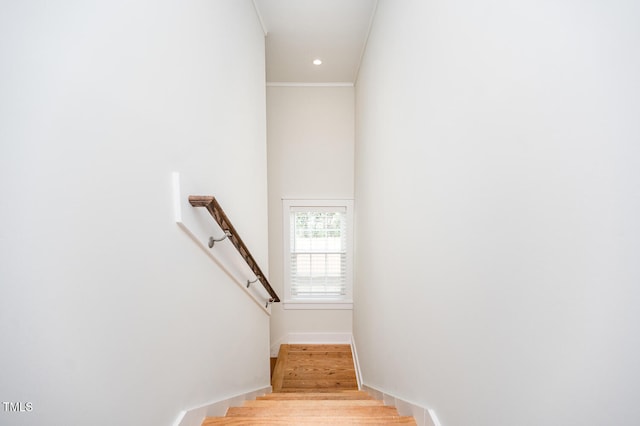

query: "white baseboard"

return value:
[172, 385, 271, 426]
[350, 335, 362, 390]
[361, 384, 442, 426]
[350, 339, 440, 426]
[288, 332, 352, 344]
[270, 332, 353, 357]
[270, 334, 287, 357]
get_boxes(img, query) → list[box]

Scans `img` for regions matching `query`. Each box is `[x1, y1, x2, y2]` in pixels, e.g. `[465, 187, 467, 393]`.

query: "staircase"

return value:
[201, 345, 417, 425]
[201, 390, 417, 424]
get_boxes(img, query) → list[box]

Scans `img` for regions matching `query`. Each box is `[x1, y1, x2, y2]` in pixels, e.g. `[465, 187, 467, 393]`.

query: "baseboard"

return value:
[270, 334, 288, 357]
[270, 332, 353, 357]
[361, 384, 442, 426]
[288, 332, 352, 344]
[349, 339, 440, 426]
[350, 335, 362, 390]
[172, 385, 271, 426]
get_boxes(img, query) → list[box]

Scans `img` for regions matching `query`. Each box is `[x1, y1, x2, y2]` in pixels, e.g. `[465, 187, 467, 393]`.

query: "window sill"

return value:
[283, 300, 353, 310]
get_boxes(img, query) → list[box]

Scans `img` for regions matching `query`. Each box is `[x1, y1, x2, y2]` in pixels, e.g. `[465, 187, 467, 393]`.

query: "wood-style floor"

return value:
[271, 344, 359, 393]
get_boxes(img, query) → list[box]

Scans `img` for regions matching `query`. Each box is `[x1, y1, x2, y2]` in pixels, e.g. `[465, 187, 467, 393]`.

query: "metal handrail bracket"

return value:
[189, 195, 280, 303]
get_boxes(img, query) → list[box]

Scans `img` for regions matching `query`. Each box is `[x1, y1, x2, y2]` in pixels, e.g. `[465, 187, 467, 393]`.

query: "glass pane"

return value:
[292, 211, 345, 253]
[289, 207, 348, 299]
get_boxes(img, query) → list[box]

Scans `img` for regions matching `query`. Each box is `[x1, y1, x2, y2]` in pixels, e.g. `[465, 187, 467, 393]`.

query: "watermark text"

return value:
[2, 402, 33, 413]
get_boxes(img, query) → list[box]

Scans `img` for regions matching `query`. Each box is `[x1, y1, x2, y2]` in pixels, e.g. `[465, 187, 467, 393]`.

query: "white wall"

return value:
[267, 86, 354, 353]
[354, 1, 640, 425]
[0, 1, 270, 425]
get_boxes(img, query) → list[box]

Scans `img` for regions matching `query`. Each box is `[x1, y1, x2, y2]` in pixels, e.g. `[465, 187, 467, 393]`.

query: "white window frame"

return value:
[283, 199, 354, 310]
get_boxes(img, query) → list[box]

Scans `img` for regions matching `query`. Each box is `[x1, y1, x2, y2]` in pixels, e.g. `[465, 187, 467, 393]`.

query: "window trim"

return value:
[282, 199, 354, 310]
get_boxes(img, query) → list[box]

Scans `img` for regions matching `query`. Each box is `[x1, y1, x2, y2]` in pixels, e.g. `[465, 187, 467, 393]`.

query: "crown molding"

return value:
[251, 0, 268, 36]
[266, 82, 354, 87]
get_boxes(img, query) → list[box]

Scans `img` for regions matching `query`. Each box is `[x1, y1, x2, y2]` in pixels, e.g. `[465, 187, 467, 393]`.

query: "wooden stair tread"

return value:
[243, 399, 384, 407]
[272, 344, 358, 393]
[277, 388, 359, 393]
[203, 416, 417, 425]
[226, 406, 400, 417]
[257, 391, 373, 400]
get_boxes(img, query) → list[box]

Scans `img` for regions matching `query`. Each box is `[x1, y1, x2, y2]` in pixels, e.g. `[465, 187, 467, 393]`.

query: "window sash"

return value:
[288, 207, 348, 300]
[290, 252, 347, 298]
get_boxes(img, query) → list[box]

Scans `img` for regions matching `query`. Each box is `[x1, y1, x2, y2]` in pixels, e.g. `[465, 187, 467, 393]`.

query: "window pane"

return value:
[291, 211, 346, 253]
[287, 203, 351, 301]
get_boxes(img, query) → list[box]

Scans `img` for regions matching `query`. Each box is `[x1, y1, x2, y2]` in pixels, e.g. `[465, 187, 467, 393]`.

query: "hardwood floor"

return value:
[271, 344, 358, 393]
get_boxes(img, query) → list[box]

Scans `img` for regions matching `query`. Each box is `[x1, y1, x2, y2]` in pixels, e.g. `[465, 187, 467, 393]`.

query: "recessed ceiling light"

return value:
[313, 59, 322, 65]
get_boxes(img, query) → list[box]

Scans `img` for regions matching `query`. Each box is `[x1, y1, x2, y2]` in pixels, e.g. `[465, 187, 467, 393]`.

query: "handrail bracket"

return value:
[189, 195, 280, 303]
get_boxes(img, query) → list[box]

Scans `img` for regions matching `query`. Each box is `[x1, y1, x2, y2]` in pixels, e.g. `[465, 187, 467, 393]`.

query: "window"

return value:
[283, 199, 353, 309]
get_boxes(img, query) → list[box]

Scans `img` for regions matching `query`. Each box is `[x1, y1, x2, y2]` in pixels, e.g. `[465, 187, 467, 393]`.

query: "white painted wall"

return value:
[0, 1, 270, 425]
[267, 86, 354, 354]
[354, 1, 640, 425]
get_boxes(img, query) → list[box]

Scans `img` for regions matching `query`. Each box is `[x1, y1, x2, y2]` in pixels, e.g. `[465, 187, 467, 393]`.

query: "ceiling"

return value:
[253, 0, 378, 84]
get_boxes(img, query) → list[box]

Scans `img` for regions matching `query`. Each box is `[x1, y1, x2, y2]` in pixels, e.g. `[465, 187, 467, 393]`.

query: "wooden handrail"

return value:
[188, 195, 280, 303]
